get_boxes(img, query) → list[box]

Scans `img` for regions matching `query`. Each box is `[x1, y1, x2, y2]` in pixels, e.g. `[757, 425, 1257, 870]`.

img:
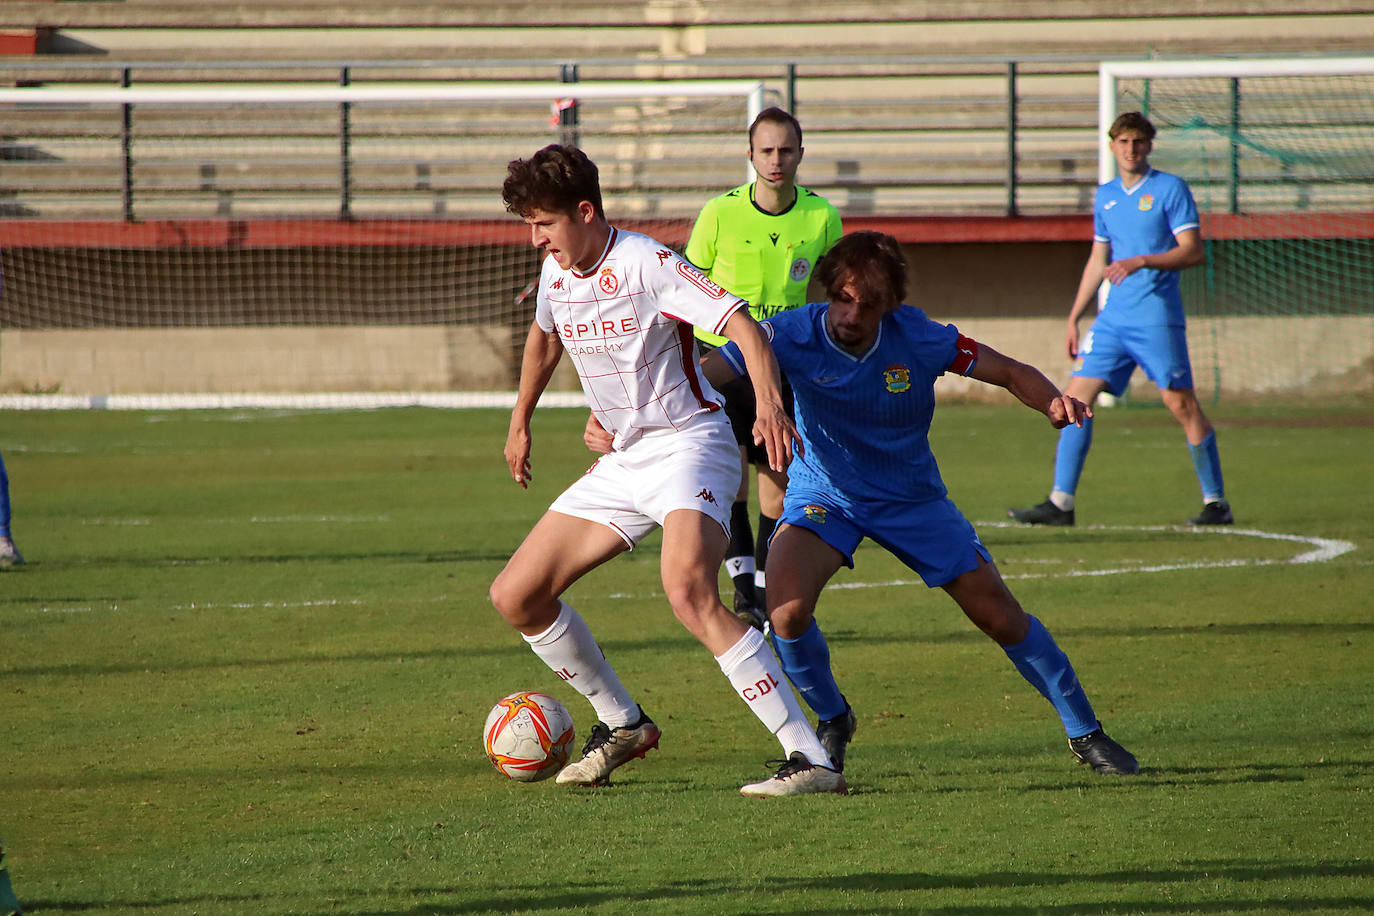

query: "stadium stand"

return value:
[0, 2, 1368, 398]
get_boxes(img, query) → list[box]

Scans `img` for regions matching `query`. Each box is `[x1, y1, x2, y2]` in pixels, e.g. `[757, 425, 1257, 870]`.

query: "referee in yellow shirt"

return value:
[687, 107, 842, 630]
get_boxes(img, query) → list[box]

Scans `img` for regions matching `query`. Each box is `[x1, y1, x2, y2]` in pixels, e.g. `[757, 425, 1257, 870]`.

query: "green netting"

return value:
[1115, 70, 1374, 401]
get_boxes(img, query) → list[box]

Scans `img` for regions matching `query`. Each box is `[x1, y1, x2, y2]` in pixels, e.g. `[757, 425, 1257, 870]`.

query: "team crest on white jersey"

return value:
[598, 268, 619, 295]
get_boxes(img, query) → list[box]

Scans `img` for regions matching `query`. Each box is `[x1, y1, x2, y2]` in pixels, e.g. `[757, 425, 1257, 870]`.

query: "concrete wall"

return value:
[4, 315, 1369, 403]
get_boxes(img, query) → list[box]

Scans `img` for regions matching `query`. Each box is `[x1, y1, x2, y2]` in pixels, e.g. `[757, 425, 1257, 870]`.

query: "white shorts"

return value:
[549, 415, 741, 548]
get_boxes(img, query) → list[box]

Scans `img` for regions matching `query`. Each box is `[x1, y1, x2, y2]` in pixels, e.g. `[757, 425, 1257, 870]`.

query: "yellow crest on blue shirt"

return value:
[1138, 194, 1155, 212]
[803, 504, 828, 524]
[883, 365, 911, 394]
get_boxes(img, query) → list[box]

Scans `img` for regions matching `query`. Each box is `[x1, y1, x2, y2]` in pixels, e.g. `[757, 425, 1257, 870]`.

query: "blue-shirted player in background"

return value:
[0, 452, 22, 568]
[1011, 111, 1233, 527]
[700, 231, 1138, 792]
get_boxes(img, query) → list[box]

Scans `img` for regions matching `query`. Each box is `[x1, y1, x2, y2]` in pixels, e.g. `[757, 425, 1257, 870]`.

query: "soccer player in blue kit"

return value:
[1010, 111, 1233, 527]
[703, 231, 1140, 792]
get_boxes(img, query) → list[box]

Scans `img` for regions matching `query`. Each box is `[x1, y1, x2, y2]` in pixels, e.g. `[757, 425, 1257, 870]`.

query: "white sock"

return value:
[715, 628, 830, 767]
[1050, 490, 1076, 511]
[522, 601, 639, 728]
[754, 569, 766, 591]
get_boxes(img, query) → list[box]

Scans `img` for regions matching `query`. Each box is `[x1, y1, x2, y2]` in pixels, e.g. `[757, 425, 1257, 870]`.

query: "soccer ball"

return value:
[483, 691, 575, 782]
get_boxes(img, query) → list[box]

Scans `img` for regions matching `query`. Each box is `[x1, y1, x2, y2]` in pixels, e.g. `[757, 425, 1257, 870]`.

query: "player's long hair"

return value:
[817, 231, 908, 311]
[502, 144, 606, 220]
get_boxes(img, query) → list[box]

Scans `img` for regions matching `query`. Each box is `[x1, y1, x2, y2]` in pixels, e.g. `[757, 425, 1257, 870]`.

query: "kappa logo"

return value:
[1138, 194, 1155, 212]
[598, 268, 619, 295]
[803, 504, 827, 524]
[696, 488, 718, 505]
[883, 365, 911, 394]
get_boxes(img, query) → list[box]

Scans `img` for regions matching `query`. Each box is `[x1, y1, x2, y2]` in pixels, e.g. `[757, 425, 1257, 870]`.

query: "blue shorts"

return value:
[779, 484, 991, 588]
[1075, 320, 1194, 396]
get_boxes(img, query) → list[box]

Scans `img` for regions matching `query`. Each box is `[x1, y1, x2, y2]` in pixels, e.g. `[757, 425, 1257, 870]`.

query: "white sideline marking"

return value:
[0, 392, 588, 411]
[825, 521, 1356, 590]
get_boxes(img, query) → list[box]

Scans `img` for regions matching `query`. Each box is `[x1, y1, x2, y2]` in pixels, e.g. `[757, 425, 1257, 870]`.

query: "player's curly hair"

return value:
[816, 231, 908, 310]
[502, 144, 605, 220]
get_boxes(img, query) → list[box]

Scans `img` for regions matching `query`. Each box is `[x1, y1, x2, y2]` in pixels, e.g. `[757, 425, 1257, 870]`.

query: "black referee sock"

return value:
[726, 500, 756, 602]
[755, 513, 778, 603]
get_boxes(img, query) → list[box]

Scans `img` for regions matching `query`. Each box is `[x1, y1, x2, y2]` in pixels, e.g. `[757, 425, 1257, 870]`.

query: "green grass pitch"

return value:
[1, 403, 1370, 915]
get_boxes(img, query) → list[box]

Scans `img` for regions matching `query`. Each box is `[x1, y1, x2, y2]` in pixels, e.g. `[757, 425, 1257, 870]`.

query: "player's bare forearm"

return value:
[505, 322, 563, 487]
[1066, 242, 1111, 358]
[969, 343, 1091, 429]
[720, 309, 802, 469]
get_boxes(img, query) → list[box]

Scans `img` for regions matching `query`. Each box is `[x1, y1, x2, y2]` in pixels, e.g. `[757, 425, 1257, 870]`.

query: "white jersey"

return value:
[535, 227, 745, 448]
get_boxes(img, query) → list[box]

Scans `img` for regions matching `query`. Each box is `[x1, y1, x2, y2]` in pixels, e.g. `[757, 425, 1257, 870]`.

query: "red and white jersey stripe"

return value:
[536, 228, 745, 448]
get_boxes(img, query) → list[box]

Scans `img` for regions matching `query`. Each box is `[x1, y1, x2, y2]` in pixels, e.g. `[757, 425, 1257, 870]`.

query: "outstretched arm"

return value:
[505, 321, 563, 488]
[966, 341, 1092, 429]
[719, 309, 802, 470]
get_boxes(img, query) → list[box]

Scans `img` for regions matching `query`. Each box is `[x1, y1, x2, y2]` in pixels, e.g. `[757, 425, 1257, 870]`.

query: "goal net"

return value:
[1100, 57, 1374, 402]
[0, 80, 766, 406]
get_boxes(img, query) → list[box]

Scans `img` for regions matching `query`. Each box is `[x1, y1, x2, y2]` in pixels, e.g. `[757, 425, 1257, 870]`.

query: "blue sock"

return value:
[1002, 615, 1098, 738]
[1188, 431, 1226, 504]
[1051, 416, 1094, 497]
[770, 619, 847, 721]
[0, 452, 10, 537]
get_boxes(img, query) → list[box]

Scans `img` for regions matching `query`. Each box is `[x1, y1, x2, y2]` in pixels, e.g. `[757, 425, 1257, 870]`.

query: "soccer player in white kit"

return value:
[490, 145, 844, 796]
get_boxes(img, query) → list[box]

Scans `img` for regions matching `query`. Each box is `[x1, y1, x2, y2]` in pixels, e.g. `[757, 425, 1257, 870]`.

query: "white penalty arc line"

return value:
[826, 522, 1357, 590]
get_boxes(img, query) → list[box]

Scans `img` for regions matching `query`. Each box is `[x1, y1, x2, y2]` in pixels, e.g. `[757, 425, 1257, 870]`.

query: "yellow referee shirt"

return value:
[687, 182, 842, 346]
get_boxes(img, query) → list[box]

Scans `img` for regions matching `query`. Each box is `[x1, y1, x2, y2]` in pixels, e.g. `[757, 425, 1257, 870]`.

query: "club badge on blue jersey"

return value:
[1138, 194, 1155, 212]
[883, 365, 911, 394]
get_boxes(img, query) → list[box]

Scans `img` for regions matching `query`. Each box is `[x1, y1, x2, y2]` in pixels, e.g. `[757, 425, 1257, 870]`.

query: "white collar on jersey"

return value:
[821, 306, 884, 362]
[570, 227, 618, 279]
[1118, 168, 1156, 196]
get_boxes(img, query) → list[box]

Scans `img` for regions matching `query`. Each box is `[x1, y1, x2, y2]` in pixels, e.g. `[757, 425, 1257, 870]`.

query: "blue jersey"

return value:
[1094, 168, 1199, 327]
[721, 303, 976, 505]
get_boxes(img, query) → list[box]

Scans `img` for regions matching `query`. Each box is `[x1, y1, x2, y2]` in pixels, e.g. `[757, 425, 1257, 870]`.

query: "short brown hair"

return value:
[816, 231, 908, 310]
[502, 144, 605, 220]
[1109, 111, 1156, 140]
[748, 106, 803, 150]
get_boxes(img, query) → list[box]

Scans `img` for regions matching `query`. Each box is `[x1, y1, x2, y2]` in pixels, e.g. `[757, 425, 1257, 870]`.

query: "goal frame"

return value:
[1095, 56, 1374, 404]
[0, 79, 771, 408]
[1097, 56, 1374, 185]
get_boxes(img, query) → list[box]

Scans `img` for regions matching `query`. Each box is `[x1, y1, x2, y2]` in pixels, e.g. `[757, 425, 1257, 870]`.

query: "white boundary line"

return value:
[0, 392, 588, 410]
[25, 524, 1354, 615]
[827, 521, 1357, 590]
